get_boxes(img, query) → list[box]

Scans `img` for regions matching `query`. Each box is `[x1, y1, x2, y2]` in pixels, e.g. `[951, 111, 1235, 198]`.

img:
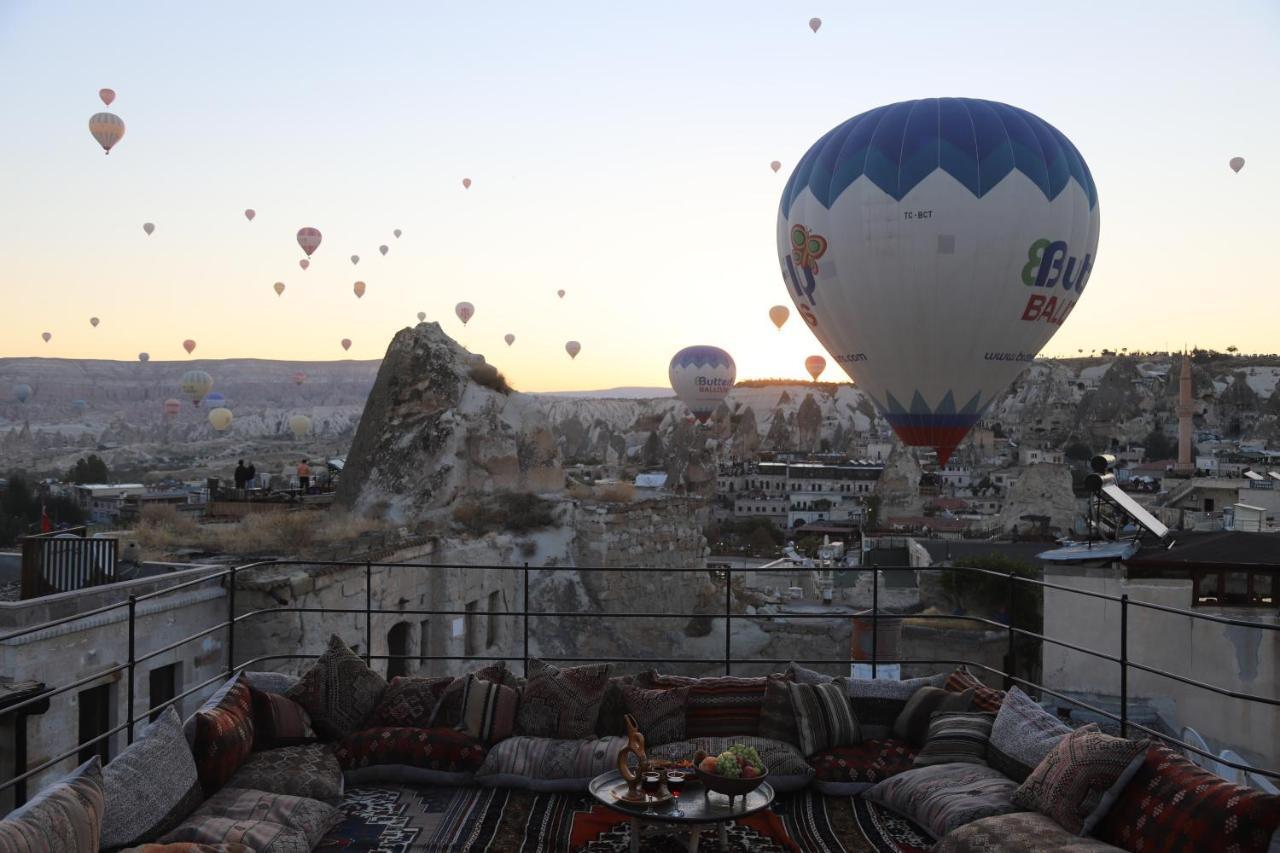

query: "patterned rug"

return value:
[315, 786, 932, 852]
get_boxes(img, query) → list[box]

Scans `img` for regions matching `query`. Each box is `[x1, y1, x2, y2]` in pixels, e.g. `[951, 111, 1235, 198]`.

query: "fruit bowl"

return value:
[692, 750, 768, 802]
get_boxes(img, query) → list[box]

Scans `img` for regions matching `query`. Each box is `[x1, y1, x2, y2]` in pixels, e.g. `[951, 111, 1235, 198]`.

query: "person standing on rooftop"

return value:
[297, 459, 311, 495]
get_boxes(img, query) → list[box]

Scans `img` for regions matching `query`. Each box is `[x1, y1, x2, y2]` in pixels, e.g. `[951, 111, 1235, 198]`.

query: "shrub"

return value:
[469, 363, 512, 394]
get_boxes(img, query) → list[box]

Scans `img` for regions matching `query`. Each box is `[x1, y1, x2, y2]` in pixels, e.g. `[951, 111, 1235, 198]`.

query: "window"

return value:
[465, 600, 480, 657]
[1222, 572, 1250, 606]
[148, 663, 179, 722]
[78, 683, 113, 765]
[386, 621, 411, 680]
[486, 590, 501, 648]
[1253, 574, 1274, 606]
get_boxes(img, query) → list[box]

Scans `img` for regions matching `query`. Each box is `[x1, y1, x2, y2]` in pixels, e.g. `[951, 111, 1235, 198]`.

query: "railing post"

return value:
[871, 566, 879, 679]
[725, 565, 732, 676]
[126, 594, 136, 744]
[365, 561, 373, 666]
[522, 563, 530, 678]
[226, 565, 237, 677]
[1120, 593, 1129, 738]
[1004, 571, 1017, 690]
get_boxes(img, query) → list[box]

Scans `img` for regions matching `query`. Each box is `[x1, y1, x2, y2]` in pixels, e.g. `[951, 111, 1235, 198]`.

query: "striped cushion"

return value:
[840, 672, 948, 740]
[639, 672, 767, 738]
[913, 711, 996, 767]
[758, 674, 800, 746]
[457, 674, 519, 744]
[893, 687, 973, 746]
[476, 736, 627, 791]
[945, 666, 1006, 712]
[250, 688, 316, 750]
[789, 681, 862, 756]
[0, 757, 103, 853]
[192, 676, 255, 797]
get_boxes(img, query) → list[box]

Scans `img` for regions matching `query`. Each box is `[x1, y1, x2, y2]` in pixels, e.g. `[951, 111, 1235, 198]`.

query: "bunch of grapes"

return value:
[714, 751, 742, 777]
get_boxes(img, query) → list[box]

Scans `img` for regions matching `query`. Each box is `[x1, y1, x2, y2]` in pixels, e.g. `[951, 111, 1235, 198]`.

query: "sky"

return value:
[0, 1, 1277, 392]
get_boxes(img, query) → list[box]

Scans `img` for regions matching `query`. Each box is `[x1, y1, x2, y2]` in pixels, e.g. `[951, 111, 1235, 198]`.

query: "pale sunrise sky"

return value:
[0, 2, 1277, 392]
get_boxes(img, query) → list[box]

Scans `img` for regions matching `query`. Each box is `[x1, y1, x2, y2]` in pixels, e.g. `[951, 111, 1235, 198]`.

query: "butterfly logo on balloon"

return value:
[790, 225, 827, 275]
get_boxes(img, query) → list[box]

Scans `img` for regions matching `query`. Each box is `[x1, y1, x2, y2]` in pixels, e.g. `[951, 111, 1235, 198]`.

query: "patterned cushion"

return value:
[649, 736, 814, 793]
[226, 744, 343, 802]
[809, 738, 919, 794]
[431, 661, 520, 727]
[0, 757, 103, 853]
[933, 811, 1120, 852]
[333, 726, 488, 777]
[364, 675, 454, 728]
[285, 634, 387, 740]
[987, 686, 1081, 782]
[758, 674, 800, 746]
[159, 787, 339, 852]
[476, 736, 628, 791]
[787, 661, 835, 684]
[945, 665, 1006, 712]
[892, 686, 974, 746]
[914, 711, 996, 768]
[241, 671, 299, 696]
[1011, 727, 1148, 835]
[638, 671, 768, 738]
[250, 688, 316, 750]
[191, 674, 255, 797]
[620, 683, 688, 747]
[1094, 743, 1280, 853]
[595, 675, 636, 737]
[457, 674, 520, 743]
[101, 707, 203, 849]
[788, 681, 861, 756]
[864, 762, 1021, 839]
[517, 659, 612, 739]
[120, 844, 253, 852]
[840, 673, 948, 740]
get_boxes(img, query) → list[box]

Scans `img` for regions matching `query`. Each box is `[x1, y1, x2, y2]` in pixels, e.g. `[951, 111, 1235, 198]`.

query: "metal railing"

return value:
[0, 558, 1276, 808]
[19, 526, 118, 600]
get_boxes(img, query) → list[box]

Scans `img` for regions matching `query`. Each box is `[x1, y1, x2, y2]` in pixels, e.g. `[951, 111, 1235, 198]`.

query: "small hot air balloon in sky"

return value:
[292, 371, 306, 386]
[72, 399, 88, 416]
[299, 259, 310, 271]
[1229, 157, 1245, 173]
[805, 355, 827, 381]
[379, 245, 389, 256]
[98, 88, 115, 106]
[353, 280, 366, 298]
[288, 414, 312, 439]
[297, 227, 322, 257]
[180, 369, 213, 404]
[182, 339, 196, 355]
[89, 317, 100, 328]
[809, 17, 822, 32]
[341, 338, 352, 351]
[208, 407, 233, 431]
[565, 340, 581, 359]
[14, 384, 31, 403]
[557, 289, 566, 299]
[142, 222, 155, 235]
[504, 333, 515, 346]
[138, 352, 150, 363]
[771, 160, 782, 173]
[416, 311, 426, 322]
[769, 305, 790, 330]
[462, 178, 472, 189]
[394, 229, 402, 238]
[273, 281, 285, 296]
[41, 332, 51, 343]
[244, 209, 256, 221]
[88, 112, 125, 154]
[455, 302, 474, 325]
[350, 254, 360, 265]
[669, 346, 736, 423]
[163, 398, 181, 417]
[204, 392, 226, 408]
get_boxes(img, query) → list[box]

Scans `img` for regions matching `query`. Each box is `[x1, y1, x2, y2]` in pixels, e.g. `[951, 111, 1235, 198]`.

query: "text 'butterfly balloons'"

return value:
[669, 346, 736, 423]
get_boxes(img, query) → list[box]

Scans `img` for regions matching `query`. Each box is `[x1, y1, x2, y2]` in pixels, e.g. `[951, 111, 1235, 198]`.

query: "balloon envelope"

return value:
[288, 414, 312, 439]
[41, 332, 51, 342]
[777, 97, 1100, 464]
[805, 355, 827, 381]
[180, 369, 213, 404]
[351, 255, 359, 265]
[299, 259, 309, 271]
[379, 245, 389, 256]
[771, 160, 782, 173]
[98, 88, 115, 106]
[204, 392, 226, 408]
[416, 311, 426, 322]
[292, 371, 306, 385]
[455, 302, 474, 324]
[669, 346, 736, 423]
[462, 178, 472, 189]
[244, 209, 255, 221]
[88, 112, 125, 153]
[297, 227, 322, 256]
[809, 17, 822, 31]
[182, 339, 196, 354]
[504, 333, 515, 346]
[138, 352, 149, 363]
[163, 398, 182, 416]
[142, 222, 155, 235]
[557, 289, 566, 298]
[341, 338, 352, 351]
[565, 340, 581, 359]
[273, 281, 285, 296]
[394, 229, 402, 238]
[769, 305, 790, 330]
[208, 407, 233, 431]
[353, 280, 366, 298]
[1229, 156, 1245, 173]
[14, 384, 31, 403]
[89, 317, 99, 327]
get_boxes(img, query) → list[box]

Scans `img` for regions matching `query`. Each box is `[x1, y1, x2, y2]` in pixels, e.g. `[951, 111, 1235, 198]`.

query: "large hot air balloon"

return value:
[769, 305, 790, 330]
[462, 178, 472, 189]
[299, 259, 310, 271]
[669, 346, 736, 423]
[244, 209, 256, 221]
[14, 384, 31, 403]
[142, 222, 155, 236]
[41, 332, 51, 343]
[557, 289, 566, 299]
[353, 281, 366, 298]
[416, 311, 426, 322]
[273, 281, 285, 296]
[455, 302, 474, 325]
[292, 371, 306, 386]
[379, 245, 389, 256]
[208, 407, 233, 431]
[182, 339, 196, 354]
[89, 317, 100, 328]
[297, 227, 322, 256]
[204, 392, 226, 408]
[565, 340, 581, 359]
[778, 97, 1100, 464]
[99, 88, 115, 106]
[809, 17, 822, 32]
[1229, 157, 1245, 174]
[504, 333, 515, 346]
[350, 255, 360, 266]
[771, 160, 782, 173]
[394, 229, 402, 238]
[88, 112, 125, 154]
[180, 369, 213, 405]
[805, 355, 826, 381]
[341, 338, 352, 351]
[288, 414, 312, 439]
[163, 398, 182, 417]
[138, 352, 150, 363]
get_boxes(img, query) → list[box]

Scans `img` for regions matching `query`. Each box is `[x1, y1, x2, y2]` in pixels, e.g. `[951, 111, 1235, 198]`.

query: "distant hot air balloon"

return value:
[769, 305, 790, 330]
[416, 311, 426, 322]
[1229, 156, 1245, 174]
[182, 339, 196, 355]
[565, 340, 581, 359]
[504, 333, 515, 346]
[557, 289, 566, 299]
[142, 222, 155, 235]
[393, 229, 402, 238]
[341, 338, 352, 351]
[41, 332, 51, 343]
[163, 398, 182, 417]
[273, 281, 285, 296]
[88, 112, 125, 154]
[138, 352, 150, 363]
[297, 227, 322, 256]
[180, 369, 213, 405]
[455, 302, 474, 325]
[72, 399, 88, 416]
[805, 355, 826, 381]
[292, 371, 306, 386]
[98, 88, 115, 106]
[204, 392, 226, 408]
[462, 178, 472, 189]
[288, 414, 312, 439]
[350, 255, 359, 265]
[14, 384, 31, 403]
[353, 280, 366, 298]
[379, 245, 389, 256]
[778, 97, 1100, 464]
[669, 346, 736, 423]
[244, 208, 256, 221]
[809, 17, 822, 32]
[299, 259, 310, 271]
[89, 317, 100, 328]
[771, 160, 782, 173]
[208, 407, 233, 431]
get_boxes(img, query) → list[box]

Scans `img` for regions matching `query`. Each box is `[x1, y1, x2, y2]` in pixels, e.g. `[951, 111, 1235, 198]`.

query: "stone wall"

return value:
[570, 497, 710, 568]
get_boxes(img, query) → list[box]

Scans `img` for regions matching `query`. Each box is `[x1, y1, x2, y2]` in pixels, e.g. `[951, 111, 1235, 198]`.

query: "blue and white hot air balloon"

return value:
[14, 383, 32, 403]
[778, 97, 1099, 463]
[669, 346, 736, 423]
[204, 392, 226, 409]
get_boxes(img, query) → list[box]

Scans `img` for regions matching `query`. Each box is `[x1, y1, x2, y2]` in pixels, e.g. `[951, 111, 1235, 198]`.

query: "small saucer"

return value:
[610, 783, 672, 806]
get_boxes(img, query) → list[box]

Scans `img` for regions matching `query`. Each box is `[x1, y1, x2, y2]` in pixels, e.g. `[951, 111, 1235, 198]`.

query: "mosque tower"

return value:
[1174, 352, 1195, 474]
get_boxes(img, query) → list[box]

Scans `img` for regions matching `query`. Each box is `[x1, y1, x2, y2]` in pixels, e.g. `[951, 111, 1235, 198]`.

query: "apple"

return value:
[742, 765, 759, 779]
[699, 756, 718, 774]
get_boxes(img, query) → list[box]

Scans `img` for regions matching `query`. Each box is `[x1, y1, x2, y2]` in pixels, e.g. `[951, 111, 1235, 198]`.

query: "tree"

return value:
[1142, 428, 1176, 461]
[748, 525, 778, 558]
[641, 431, 664, 468]
[1, 470, 85, 546]
[1063, 441, 1093, 463]
[67, 454, 109, 484]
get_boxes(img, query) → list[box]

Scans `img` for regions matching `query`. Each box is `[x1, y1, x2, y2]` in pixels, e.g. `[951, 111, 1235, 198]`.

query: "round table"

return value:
[588, 769, 776, 853]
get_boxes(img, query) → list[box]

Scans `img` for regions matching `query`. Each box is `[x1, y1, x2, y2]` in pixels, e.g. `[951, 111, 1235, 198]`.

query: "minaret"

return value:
[1174, 352, 1195, 474]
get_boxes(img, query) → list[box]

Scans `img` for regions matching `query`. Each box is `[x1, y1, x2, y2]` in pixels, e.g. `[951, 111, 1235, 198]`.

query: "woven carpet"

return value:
[315, 786, 932, 852]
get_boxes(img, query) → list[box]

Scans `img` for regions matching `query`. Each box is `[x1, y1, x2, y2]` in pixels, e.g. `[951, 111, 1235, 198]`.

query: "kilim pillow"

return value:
[913, 711, 996, 768]
[892, 686, 974, 747]
[158, 787, 339, 852]
[987, 686, 1081, 783]
[1011, 727, 1148, 835]
[120, 843, 253, 852]
[620, 683, 689, 746]
[787, 661, 835, 684]
[192, 674, 256, 797]
[457, 673, 520, 743]
[0, 757, 103, 853]
[758, 674, 801, 746]
[1094, 743, 1280, 853]
[944, 665, 1006, 712]
[249, 687, 316, 750]
[364, 675, 454, 729]
[516, 659, 612, 739]
[637, 671, 768, 738]
[864, 762, 1021, 839]
[431, 661, 517, 727]
[101, 707, 204, 849]
[788, 680, 862, 757]
[839, 672, 948, 740]
[285, 634, 387, 740]
[594, 675, 637, 737]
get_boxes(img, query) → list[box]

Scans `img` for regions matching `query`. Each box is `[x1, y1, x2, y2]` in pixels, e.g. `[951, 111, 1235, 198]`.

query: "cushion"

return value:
[758, 674, 800, 746]
[914, 711, 996, 768]
[988, 686, 1080, 782]
[240, 671, 299, 696]
[1011, 727, 1148, 835]
[101, 707, 203, 849]
[191, 674, 255, 797]
[892, 686, 974, 746]
[620, 683, 688, 747]
[945, 665, 1006, 712]
[225, 744, 343, 802]
[594, 676, 635, 737]
[364, 675, 454, 729]
[637, 672, 768, 738]
[932, 811, 1121, 852]
[788, 681, 861, 756]
[648, 736, 814, 793]
[333, 726, 488, 785]
[517, 658, 612, 739]
[476, 736, 628, 791]
[457, 673, 520, 743]
[159, 787, 338, 852]
[839, 672, 948, 740]
[809, 738, 919, 795]
[250, 688, 316, 750]
[285, 634, 387, 740]
[1094, 743, 1280, 853]
[787, 661, 835, 684]
[864, 762, 1021, 839]
[430, 661, 519, 727]
[0, 757, 103, 853]
[120, 844, 253, 852]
